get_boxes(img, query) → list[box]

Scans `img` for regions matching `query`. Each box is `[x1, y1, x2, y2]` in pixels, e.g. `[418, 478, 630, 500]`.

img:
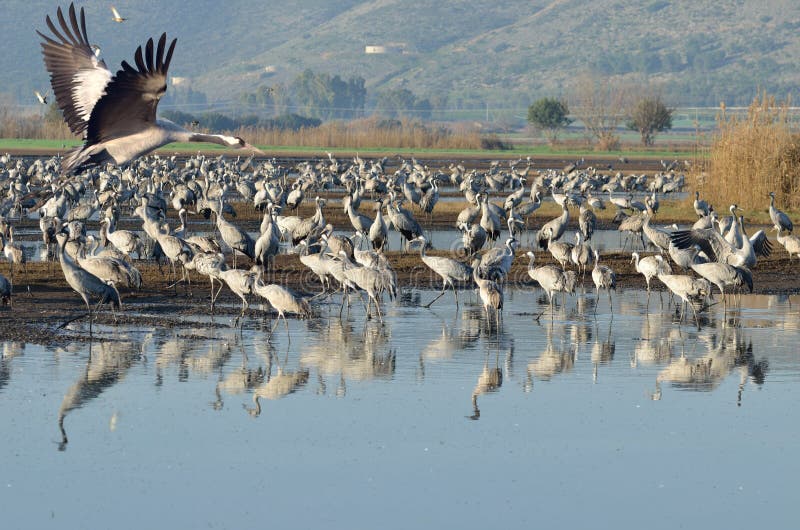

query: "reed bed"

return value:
[0, 108, 71, 140]
[707, 94, 800, 212]
[233, 117, 488, 150]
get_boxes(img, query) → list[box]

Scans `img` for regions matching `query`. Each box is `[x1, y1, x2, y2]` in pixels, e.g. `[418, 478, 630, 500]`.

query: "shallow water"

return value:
[1, 288, 799, 529]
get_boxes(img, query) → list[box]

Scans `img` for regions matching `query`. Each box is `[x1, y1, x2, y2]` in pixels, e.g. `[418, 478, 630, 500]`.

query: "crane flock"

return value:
[0, 3, 796, 341]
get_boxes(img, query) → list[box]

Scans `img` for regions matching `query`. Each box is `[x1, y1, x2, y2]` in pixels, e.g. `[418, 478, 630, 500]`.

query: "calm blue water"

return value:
[1, 288, 799, 529]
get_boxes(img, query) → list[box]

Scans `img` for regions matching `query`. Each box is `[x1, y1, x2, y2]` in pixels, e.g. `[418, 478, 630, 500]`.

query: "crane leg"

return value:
[424, 281, 447, 309]
[283, 313, 291, 343]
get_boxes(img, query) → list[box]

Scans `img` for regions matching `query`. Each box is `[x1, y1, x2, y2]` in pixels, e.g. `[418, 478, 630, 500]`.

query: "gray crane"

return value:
[670, 221, 771, 268]
[774, 227, 800, 267]
[369, 200, 388, 252]
[615, 211, 646, 250]
[345, 195, 373, 246]
[693, 191, 710, 217]
[668, 242, 707, 271]
[591, 250, 616, 313]
[213, 266, 257, 325]
[101, 217, 140, 259]
[254, 204, 280, 271]
[479, 193, 503, 242]
[38, 4, 260, 175]
[690, 262, 752, 306]
[253, 279, 311, 342]
[216, 205, 254, 268]
[769, 191, 793, 233]
[56, 232, 121, 334]
[642, 212, 672, 252]
[631, 251, 671, 294]
[478, 237, 517, 281]
[578, 202, 596, 241]
[525, 251, 571, 309]
[338, 251, 393, 322]
[547, 231, 574, 271]
[570, 232, 594, 277]
[180, 251, 226, 310]
[472, 262, 503, 328]
[412, 235, 472, 308]
[0, 228, 27, 287]
[77, 249, 141, 292]
[386, 199, 423, 250]
[459, 222, 487, 257]
[656, 256, 712, 329]
[631, 251, 672, 308]
[536, 200, 570, 249]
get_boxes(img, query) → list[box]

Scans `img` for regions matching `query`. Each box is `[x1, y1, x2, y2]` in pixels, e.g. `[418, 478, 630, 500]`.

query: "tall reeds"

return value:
[708, 94, 800, 211]
[233, 117, 486, 150]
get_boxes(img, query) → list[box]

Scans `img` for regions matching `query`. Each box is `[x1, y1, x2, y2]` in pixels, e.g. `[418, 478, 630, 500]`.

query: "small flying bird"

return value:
[35, 90, 49, 104]
[38, 3, 262, 175]
[111, 6, 126, 23]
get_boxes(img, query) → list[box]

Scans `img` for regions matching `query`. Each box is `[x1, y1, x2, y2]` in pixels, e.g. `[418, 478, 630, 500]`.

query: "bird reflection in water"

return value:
[653, 321, 768, 404]
[246, 347, 309, 417]
[212, 341, 266, 410]
[469, 350, 503, 420]
[0, 341, 24, 393]
[57, 339, 141, 450]
[591, 320, 615, 383]
[299, 318, 395, 394]
[525, 323, 576, 392]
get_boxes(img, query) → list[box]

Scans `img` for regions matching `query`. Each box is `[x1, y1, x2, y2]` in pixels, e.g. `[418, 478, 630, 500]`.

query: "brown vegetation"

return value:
[708, 94, 800, 211]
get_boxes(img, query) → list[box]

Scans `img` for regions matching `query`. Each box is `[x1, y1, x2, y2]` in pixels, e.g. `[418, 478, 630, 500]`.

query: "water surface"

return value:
[1, 289, 798, 529]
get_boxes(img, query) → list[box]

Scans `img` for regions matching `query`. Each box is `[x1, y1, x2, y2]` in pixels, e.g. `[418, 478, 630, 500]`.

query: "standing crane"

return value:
[253, 279, 311, 343]
[536, 199, 570, 249]
[55, 233, 121, 335]
[690, 261, 752, 307]
[472, 262, 503, 328]
[216, 205, 254, 268]
[774, 227, 800, 267]
[656, 256, 712, 329]
[769, 191, 793, 233]
[412, 235, 472, 308]
[591, 250, 616, 313]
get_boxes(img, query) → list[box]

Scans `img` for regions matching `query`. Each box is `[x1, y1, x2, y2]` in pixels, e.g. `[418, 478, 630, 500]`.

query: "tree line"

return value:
[527, 75, 674, 149]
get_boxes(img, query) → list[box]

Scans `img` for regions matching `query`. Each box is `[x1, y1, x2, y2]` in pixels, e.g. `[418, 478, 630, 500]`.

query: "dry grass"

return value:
[229, 117, 487, 150]
[0, 108, 71, 140]
[707, 94, 800, 213]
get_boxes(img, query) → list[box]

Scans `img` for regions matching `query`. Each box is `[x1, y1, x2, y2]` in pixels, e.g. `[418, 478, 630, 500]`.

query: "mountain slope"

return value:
[6, 0, 799, 111]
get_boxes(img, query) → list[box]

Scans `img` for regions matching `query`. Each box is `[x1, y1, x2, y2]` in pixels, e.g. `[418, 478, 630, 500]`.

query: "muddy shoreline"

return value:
[2, 251, 797, 346]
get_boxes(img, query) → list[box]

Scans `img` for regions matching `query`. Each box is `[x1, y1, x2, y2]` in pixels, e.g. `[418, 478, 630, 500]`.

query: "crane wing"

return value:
[670, 228, 726, 262]
[748, 230, 772, 258]
[86, 33, 177, 145]
[37, 3, 112, 137]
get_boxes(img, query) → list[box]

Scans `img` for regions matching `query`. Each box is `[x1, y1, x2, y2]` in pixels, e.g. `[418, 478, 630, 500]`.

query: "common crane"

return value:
[412, 235, 472, 308]
[38, 4, 261, 175]
[768, 191, 793, 233]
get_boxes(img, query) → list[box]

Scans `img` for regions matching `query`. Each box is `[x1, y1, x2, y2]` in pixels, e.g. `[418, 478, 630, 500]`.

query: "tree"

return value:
[569, 73, 632, 151]
[374, 88, 432, 119]
[626, 95, 673, 146]
[527, 97, 572, 143]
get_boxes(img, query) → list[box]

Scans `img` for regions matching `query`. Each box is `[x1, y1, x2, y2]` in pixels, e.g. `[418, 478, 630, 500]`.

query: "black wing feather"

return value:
[37, 3, 110, 137]
[86, 33, 178, 145]
[670, 229, 719, 262]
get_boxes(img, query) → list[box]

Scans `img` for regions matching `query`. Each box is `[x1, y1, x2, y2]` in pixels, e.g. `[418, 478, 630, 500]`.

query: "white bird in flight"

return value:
[34, 90, 48, 104]
[110, 6, 126, 23]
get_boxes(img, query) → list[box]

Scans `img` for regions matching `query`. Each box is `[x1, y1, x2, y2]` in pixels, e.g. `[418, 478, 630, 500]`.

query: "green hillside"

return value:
[5, 0, 797, 114]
